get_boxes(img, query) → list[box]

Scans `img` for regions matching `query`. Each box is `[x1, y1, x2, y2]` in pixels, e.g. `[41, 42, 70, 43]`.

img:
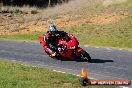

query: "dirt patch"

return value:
[89, 13, 126, 25]
[18, 15, 90, 34]
[0, 14, 90, 34]
[103, 0, 128, 6]
[0, 13, 127, 35]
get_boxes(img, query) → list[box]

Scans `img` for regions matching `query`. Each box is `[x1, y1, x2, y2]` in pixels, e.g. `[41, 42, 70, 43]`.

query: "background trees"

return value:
[0, 0, 69, 7]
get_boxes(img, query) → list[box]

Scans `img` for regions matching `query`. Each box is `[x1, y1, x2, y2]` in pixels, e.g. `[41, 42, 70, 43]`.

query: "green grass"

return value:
[0, 32, 43, 41]
[0, 60, 118, 88]
[0, 9, 23, 14]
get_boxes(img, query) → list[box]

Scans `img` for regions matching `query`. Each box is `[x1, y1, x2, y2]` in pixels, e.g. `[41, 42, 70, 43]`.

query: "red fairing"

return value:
[66, 34, 78, 49]
[56, 34, 83, 59]
[57, 34, 78, 49]
[38, 36, 47, 46]
[38, 36, 44, 43]
[43, 46, 53, 55]
[75, 47, 83, 56]
[38, 36, 54, 55]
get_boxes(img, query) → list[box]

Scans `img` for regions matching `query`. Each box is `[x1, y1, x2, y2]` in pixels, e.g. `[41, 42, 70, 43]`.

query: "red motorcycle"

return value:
[38, 34, 91, 62]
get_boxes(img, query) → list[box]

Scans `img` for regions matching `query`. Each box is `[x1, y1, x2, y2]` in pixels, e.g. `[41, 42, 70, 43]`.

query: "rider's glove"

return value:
[51, 52, 56, 57]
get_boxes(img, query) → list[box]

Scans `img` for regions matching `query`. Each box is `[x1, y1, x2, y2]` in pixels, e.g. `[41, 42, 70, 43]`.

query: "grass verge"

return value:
[0, 60, 117, 88]
[0, 32, 43, 42]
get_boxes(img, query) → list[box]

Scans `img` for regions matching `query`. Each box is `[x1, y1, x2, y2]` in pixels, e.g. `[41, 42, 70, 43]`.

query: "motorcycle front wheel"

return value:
[80, 50, 91, 62]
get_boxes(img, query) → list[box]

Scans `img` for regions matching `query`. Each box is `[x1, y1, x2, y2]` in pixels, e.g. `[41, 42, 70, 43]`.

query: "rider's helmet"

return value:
[48, 24, 57, 35]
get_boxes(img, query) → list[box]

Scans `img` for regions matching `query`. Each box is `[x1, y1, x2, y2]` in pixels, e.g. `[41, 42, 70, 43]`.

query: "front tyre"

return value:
[80, 50, 91, 62]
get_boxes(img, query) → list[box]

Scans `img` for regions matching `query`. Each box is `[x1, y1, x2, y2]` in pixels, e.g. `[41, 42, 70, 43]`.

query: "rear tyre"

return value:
[80, 50, 91, 62]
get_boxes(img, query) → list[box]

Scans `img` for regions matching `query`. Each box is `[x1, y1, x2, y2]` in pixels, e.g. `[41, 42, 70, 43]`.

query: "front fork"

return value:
[74, 47, 83, 56]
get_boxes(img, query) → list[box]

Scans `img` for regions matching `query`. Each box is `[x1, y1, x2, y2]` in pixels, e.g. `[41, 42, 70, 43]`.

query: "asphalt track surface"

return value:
[0, 40, 132, 81]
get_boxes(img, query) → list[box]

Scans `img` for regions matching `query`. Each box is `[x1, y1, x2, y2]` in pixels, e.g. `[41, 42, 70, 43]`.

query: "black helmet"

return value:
[48, 24, 57, 34]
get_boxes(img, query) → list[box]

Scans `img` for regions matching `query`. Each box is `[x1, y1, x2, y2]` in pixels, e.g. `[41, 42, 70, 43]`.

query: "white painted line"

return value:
[57, 71, 62, 73]
[53, 70, 66, 74]
[30, 65, 37, 67]
[61, 72, 66, 74]
[106, 48, 111, 50]
[21, 64, 29, 67]
[53, 69, 95, 79]
[95, 47, 99, 48]
[120, 86, 129, 88]
[119, 49, 123, 50]
[84, 45, 88, 47]
[69, 73, 81, 77]
[82, 45, 132, 52]
[53, 70, 82, 77]
[43, 64, 73, 71]
[76, 75, 81, 77]
[53, 70, 57, 71]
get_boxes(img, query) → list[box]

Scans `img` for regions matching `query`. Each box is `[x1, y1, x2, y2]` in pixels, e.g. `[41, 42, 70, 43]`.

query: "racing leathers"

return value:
[44, 31, 67, 57]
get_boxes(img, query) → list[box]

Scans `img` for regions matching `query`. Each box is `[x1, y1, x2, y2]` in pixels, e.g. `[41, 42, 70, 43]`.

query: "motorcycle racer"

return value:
[44, 24, 67, 57]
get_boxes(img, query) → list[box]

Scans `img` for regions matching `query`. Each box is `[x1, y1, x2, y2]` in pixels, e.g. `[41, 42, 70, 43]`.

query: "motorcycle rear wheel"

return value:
[80, 50, 91, 62]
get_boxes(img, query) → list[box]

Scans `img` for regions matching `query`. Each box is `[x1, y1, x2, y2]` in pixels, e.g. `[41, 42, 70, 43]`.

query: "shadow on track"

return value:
[55, 57, 85, 62]
[55, 57, 114, 63]
[90, 59, 114, 63]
